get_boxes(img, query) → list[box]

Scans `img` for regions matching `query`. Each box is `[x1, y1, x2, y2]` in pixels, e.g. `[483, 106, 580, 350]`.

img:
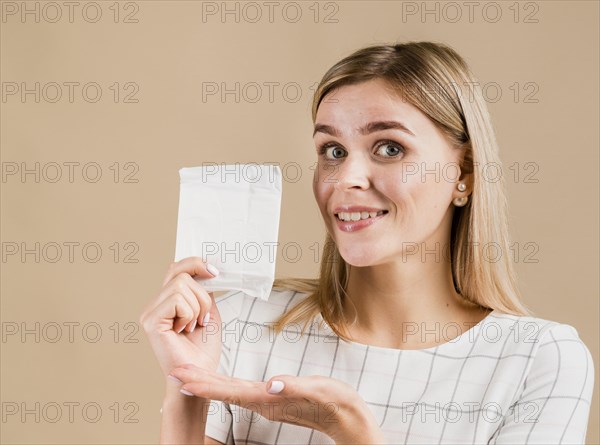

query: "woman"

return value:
[139, 42, 595, 444]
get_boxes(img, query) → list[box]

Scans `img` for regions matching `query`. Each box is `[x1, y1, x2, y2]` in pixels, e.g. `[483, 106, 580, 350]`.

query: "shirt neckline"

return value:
[317, 309, 498, 353]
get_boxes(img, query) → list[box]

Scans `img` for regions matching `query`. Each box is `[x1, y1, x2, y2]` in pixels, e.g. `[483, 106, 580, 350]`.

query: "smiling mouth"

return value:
[335, 210, 389, 222]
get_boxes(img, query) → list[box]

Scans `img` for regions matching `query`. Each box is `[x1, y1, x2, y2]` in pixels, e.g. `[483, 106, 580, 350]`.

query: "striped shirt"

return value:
[205, 289, 595, 444]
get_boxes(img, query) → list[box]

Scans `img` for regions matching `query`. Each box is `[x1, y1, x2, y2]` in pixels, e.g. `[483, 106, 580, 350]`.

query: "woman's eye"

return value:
[375, 141, 404, 157]
[317, 141, 404, 160]
[318, 144, 346, 160]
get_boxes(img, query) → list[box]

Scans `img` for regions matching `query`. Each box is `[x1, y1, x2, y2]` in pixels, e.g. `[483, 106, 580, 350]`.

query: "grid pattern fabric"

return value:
[204, 289, 594, 444]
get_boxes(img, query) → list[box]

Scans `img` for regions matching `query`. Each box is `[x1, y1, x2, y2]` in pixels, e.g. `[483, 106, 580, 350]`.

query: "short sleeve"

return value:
[489, 323, 595, 444]
[204, 290, 244, 444]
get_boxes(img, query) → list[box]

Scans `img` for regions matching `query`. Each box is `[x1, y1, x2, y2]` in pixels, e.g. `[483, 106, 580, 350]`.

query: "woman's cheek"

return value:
[312, 181, 331, 223]
[312, 173, 325, 206]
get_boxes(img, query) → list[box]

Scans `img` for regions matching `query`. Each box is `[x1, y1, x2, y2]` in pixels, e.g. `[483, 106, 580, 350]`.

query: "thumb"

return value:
[266, 375, 326, 399]
[206, 291, 221, 325]
[265, 375, 345, 402]
[266, 376, 289, 395]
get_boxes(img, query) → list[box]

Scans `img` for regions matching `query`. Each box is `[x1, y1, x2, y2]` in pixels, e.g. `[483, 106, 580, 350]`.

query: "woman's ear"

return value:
[454, 142, 474, 198]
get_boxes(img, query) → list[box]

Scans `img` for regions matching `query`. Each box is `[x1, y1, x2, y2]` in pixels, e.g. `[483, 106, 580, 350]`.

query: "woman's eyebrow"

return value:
[313, 124, 340, 137]
[361, 120, 416, 137]
[313, 120, 416, 137]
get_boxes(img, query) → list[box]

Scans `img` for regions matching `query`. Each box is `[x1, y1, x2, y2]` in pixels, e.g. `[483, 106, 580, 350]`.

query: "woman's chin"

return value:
[338, 246, 381, 267]
[343, 258, 374, 267]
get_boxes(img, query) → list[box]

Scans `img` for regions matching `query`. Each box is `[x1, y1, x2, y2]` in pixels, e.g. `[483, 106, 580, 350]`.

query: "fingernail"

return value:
[201, 312, 210, 326]
[268, 380, 284, 394]
[168, 374, 183, 384]
[206, 263, 220, 277]
[190, 319, 197, 333]
[180, 389, 194, 396]
[177, 324, 185, 334]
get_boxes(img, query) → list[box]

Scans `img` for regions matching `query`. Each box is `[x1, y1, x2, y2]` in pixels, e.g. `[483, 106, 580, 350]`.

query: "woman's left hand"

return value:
[169, 363, 387, 444]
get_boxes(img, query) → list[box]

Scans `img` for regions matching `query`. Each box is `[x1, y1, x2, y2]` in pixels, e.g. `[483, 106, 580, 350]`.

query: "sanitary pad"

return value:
[174, 163, 282, 300]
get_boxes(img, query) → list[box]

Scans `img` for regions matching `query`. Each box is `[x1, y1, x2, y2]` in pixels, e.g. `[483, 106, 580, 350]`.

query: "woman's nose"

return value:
[332, 154, 370, 191]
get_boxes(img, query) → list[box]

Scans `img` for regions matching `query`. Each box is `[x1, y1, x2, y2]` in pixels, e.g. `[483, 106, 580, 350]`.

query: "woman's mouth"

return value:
[334, 210, 388, 232]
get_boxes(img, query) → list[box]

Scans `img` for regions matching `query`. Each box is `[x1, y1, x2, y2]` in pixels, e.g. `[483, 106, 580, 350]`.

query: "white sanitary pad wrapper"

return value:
[174, 164, 282, 300]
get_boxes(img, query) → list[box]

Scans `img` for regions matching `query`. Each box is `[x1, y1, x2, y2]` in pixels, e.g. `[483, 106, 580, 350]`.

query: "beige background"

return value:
[1, 1, 598, 443]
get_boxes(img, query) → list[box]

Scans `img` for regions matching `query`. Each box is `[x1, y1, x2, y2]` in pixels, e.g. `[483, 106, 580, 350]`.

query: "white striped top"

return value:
[204, 289, 594, 444]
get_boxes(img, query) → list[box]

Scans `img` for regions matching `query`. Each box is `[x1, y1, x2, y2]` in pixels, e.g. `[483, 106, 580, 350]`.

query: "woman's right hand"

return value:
[139, 257, 223, 378]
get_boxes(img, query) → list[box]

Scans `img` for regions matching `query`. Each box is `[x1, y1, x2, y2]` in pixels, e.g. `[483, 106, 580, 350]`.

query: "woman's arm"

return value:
[160, 386, 226, 445]
[160, 384, 212, 444]
[170, 365, 387, 444]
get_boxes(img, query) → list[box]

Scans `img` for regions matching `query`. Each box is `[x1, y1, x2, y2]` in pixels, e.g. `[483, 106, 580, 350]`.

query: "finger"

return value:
[150, 273, 200, 320]
[264, 375, 346, 429]
[265, 375, 294, 396]
[171, 365, 232, 385]
[180, 273, 213, 327]
[155, 283, 218, 333]
[146, 293, 195, 334]
[170, 274, 204, 332]
[171, 367, 267, 407]
[162, 257, 219, 287]
[163, 275, 216, 328]
[170, 366, 329, 431]
[265, 375, 336, 401]
[171, 296, 196, 334]
[177, 286, 202, 333]
[159, 277, 201, 333]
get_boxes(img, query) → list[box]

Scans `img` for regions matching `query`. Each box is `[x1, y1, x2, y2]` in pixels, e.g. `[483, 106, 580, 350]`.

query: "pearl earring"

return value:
[453, 196, 468, 207]
[454, 182, 468, 207]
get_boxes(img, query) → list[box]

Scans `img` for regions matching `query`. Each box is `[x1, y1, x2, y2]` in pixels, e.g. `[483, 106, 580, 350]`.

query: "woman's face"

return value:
[312, 78, 468, 267]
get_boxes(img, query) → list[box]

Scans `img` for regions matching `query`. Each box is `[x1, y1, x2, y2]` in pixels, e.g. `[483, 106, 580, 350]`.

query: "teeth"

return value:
[336, 210, 386, 222]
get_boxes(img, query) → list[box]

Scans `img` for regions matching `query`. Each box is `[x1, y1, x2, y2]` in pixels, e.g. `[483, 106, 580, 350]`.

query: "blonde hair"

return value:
[270, 41, 534, 341]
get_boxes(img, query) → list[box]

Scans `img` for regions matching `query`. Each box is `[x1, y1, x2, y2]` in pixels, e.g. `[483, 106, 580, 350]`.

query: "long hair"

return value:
[270, 41, 534, 342]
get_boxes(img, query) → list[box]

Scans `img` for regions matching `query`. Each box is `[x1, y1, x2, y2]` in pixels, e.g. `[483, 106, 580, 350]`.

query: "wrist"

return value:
[161, 392, 210, 419]
[159, 382, 210, 442]
[163, 380, 209, 406]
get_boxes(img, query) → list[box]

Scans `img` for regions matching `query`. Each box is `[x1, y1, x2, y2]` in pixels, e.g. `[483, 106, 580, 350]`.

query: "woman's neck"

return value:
[341, 257, 489, 349]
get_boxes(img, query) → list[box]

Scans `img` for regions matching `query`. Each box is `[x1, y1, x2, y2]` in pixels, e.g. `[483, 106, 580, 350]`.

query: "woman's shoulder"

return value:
[487, 310, 594, 378]
[488, 310, 591, 349]
[491, 312, 595, 443]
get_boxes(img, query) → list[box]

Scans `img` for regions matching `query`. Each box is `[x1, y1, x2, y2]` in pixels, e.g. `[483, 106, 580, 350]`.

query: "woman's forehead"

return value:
[315, 83, 427, 136]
